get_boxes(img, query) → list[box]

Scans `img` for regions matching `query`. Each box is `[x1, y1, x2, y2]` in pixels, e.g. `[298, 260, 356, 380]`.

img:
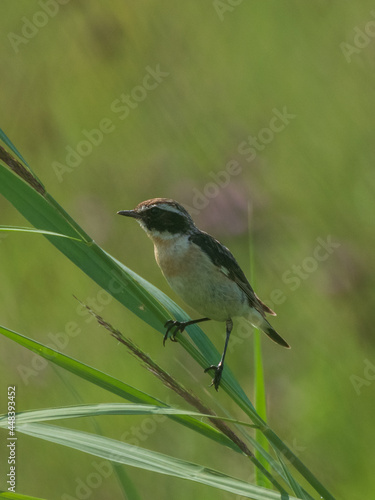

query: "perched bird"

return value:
[118, 198, 289, 390]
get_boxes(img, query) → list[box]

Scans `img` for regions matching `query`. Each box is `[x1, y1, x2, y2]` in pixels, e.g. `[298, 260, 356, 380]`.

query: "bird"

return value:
[118, 198, 290, 390]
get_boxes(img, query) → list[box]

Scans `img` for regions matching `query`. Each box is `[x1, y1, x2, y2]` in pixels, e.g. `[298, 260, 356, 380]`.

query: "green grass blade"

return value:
[0, 128, 32, 170]
[248, 228, 317, 499]
[0, 324, 238, 453]
[249, 207, 271, 487]
[0, 403, 258, 429]
[0, 226, 83, 241]
[264, 428, 335, 500]
[0, 132, 44, 192]
[0, 493, 47, 500]
[14, 423, 300, 500]
[0, 403, 200, 424]
[276, 454, 314, 500]
[110, 464, 141, 500]
[253, 329, 270, 482]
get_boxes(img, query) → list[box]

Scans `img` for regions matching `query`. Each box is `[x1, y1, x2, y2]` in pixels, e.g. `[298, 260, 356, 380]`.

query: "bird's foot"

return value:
[163, 320, 188, 346]
[204, 362, 224, 391]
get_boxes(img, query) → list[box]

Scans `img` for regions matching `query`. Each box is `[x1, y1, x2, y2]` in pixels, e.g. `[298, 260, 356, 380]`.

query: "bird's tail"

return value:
[247, 311, 290, 348]
[262, 321, 290, 348]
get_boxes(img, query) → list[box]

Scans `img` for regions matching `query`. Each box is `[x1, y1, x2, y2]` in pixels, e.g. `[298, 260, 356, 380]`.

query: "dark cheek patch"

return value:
[145, 212, 189, 234]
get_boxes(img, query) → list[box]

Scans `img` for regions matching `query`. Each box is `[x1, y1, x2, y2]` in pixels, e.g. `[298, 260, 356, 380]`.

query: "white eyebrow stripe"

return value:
[147, 203, 182, 215]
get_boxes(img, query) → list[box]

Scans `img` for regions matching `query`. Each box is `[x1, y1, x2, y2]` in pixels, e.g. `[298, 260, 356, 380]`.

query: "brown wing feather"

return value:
[254, 292, 276, 316]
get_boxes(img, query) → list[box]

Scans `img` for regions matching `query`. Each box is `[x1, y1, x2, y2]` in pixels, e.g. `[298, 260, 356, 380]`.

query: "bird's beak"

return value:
[117, 210, 141, 219]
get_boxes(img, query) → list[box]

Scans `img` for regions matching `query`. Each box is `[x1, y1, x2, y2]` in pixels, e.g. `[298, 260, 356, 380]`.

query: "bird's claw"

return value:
[163, 320, 187, 346]
[204, 363, 224, 391]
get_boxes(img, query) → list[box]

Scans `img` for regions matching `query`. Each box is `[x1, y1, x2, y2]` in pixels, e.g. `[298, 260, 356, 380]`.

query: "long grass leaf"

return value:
[276, 454, 314, 500]
[0, 493, 47, 500]
[0, 403, 257, 428]
[15, 423, 300, 500]
[249, 227, 271, 489]
[0, 127, 33, 171]
[0, 226, 83, 241]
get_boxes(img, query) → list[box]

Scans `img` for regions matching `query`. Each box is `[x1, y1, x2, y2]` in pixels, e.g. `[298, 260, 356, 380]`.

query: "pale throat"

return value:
[149, 232, 190, 270]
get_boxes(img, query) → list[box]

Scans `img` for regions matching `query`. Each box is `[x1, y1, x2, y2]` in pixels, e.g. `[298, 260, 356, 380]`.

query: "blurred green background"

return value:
[1, 1, 374, 499]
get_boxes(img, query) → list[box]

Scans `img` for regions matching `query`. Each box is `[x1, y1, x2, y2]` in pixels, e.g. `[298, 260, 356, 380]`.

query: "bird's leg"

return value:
[204, 319, 233, 391]
[163, 317, 210, 346]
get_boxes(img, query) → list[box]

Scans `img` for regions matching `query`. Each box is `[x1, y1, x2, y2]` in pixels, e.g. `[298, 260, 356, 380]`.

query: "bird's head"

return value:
[118, 198, 196, 239]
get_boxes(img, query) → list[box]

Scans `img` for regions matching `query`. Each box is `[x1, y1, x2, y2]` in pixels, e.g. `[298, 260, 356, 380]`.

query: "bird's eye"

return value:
[149, 207, 159, 215]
